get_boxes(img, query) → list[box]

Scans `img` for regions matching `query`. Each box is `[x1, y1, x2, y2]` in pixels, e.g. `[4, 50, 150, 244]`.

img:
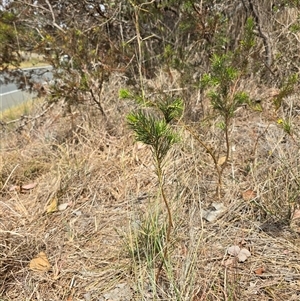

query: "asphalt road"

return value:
[0, 66, 53, 111]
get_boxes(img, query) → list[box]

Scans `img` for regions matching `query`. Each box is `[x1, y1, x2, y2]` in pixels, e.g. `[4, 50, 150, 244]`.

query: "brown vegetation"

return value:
[1, 69, 300, 300]
[1, 1, 300, 300]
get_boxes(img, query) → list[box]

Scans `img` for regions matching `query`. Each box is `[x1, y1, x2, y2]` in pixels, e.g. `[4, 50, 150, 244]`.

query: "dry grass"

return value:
[1, 98, 44, 124]
[7, 52, 48, 70]
[1, 72, 300, 301]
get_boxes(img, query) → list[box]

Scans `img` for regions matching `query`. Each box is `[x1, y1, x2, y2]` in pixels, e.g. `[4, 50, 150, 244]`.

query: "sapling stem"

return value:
[155, 155, 173, 282]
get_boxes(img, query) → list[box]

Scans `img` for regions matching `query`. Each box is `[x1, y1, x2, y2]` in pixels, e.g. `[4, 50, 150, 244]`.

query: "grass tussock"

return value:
[1, 72, 300, 301]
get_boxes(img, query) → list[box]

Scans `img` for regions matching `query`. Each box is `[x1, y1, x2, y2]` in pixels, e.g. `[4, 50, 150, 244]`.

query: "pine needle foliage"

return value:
[126, 97, 183, 282]
[157, 97, 184, 124]
[127, 111, 179, 161]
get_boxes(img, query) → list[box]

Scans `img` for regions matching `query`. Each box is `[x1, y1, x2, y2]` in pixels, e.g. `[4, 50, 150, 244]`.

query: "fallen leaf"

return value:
[46, 198, 58, 213]
[9, 185, 21, 192]
[238, 248, 251, 262]
[242, 189, 256, 201]
[29, 252, 51, 272]
[212, 202, 225, 211]
[227, 245, 240, 256]
[218, 156, 227, 166]
[254, 267, 266, 275]
[227, 246, 251, 263]
[22, 182, 37, 190]
[202, 202, 226, 222]
[58, 202, 70, 211]
[202, 210, 218, 222]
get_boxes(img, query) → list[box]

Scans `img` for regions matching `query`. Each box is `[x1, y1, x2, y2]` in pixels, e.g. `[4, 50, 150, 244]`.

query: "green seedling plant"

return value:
[200, 53, 248, 198]
[126, 96, 183, 282]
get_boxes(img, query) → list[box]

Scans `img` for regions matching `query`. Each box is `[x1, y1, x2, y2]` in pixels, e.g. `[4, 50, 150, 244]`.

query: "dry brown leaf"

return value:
[254, 267, 266, 275]
[46, 198, 58, 213]
[9, 183, 37, 193]
[237, 248, 251, 262]
[242, 189, 256, 201]
[22, 182, 37, 190]
[202, 202, 226, 222]
[29, 252, 51, 272]
[227, 246, 251, 262]
[217, 156, 226, 166]
[227, 245, 240, 256]
[9, 185, 21, 192]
